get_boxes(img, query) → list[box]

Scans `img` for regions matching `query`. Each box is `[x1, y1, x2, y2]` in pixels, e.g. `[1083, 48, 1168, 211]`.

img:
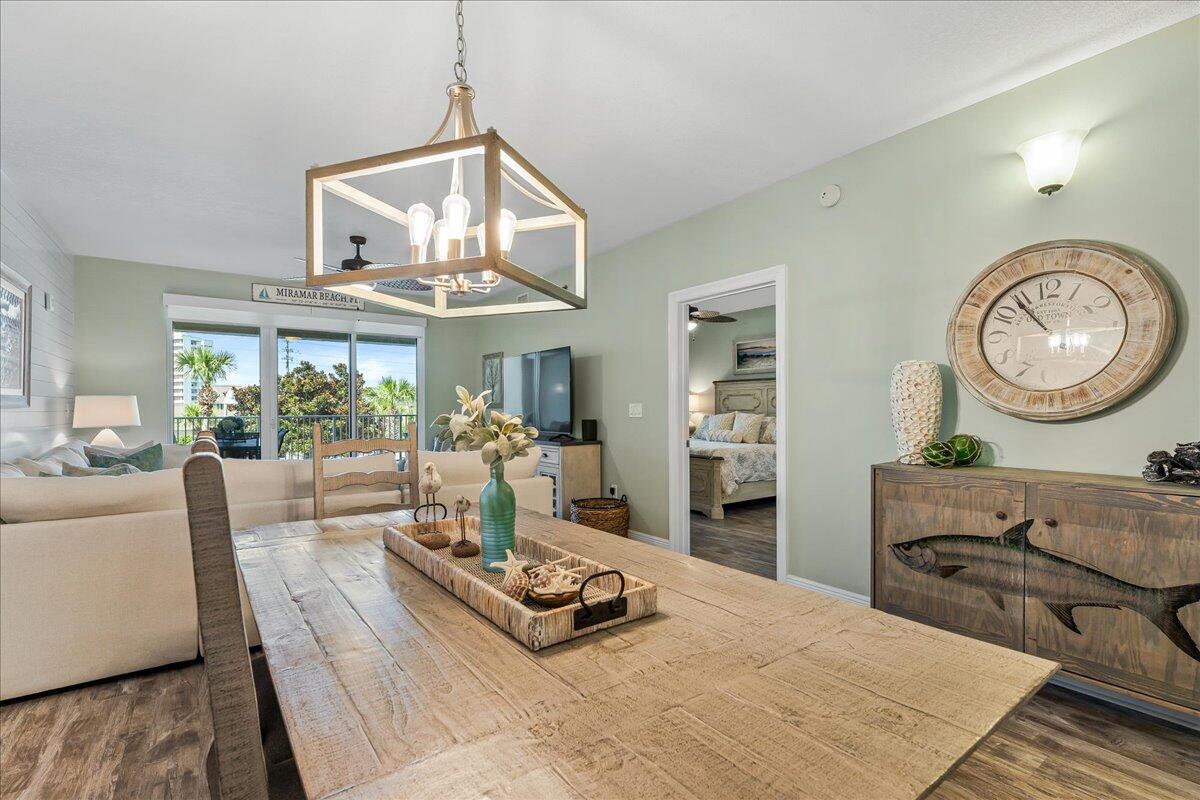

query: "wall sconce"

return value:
[1016, 129, 1087, 195]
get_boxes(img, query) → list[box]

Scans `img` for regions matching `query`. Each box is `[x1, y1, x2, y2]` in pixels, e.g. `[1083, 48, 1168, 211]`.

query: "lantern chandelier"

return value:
[305, 0, 587, 318]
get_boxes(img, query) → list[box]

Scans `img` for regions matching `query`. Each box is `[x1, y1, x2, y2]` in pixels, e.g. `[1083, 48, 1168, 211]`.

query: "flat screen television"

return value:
[501, 346, 572, 437]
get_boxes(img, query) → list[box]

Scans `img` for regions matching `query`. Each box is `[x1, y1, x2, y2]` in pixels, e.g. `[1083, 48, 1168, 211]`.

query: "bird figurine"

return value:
[450, 495, 479, 558]
[414, 461, 447, 524]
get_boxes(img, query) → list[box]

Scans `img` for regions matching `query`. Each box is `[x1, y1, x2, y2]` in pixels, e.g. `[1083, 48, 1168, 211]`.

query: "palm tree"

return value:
[175, 346, 235, 417]
[364, 376, 417, 424]
[183, 402, 202, 418]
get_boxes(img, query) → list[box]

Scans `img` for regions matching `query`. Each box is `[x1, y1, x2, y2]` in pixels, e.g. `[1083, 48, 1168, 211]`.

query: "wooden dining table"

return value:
[234, 509, 1058, 800]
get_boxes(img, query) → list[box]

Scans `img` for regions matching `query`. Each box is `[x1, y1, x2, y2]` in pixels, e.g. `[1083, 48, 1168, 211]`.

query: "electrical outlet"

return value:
[608, 484, 618, 498]
[628, 402, 643, 418]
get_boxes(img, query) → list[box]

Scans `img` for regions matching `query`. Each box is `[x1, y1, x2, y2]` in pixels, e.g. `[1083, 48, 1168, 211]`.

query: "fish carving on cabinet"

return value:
[889, 520, 1200, 663]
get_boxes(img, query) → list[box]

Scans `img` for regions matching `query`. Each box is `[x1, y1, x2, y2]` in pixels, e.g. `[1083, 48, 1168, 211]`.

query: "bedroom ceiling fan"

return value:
[286, 235, 431, 293]
[688, 305, 737, 331]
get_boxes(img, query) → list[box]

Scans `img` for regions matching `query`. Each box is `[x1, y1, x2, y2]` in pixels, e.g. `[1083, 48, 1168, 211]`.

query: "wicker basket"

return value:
[570, 496, 629, 537]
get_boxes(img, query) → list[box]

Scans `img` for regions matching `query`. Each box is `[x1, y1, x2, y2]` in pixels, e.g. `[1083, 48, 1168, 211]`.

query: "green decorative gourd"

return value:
[921, 441, 957, 468]
[947, 433, 983, 466]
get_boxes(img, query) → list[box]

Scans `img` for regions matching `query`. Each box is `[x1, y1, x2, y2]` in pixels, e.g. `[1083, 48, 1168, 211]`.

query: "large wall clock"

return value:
[947, 240, 1175, 421]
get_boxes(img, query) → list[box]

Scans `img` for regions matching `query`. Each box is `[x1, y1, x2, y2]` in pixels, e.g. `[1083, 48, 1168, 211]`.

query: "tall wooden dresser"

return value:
[872, 462, 1200, 715]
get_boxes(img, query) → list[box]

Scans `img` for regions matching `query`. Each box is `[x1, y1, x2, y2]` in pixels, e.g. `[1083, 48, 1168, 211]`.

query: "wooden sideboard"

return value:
[872, 462, 1200, 714]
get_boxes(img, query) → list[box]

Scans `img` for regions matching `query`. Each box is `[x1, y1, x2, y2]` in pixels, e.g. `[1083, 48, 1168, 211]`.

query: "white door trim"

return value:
[666, 264, 788, 582]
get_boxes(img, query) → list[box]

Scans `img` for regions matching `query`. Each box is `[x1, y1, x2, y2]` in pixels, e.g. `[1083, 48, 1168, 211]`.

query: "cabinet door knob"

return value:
[994, 511, 1007, 521]
[1044, 518, 1058, 528]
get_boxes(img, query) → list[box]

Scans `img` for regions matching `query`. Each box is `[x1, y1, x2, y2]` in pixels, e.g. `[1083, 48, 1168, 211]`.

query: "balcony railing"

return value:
[172, 413, 417, 459]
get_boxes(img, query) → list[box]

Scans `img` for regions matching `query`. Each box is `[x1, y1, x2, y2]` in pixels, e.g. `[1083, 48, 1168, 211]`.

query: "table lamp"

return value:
[73, 395, 141, 447]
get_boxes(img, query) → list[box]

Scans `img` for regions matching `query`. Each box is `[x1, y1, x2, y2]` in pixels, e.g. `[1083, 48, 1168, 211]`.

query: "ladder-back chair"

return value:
[311, 422, 419, 521]
[182, 454, 303, 800]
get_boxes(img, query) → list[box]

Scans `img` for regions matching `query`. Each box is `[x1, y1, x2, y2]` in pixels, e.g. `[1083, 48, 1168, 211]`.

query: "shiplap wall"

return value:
[0, 171, 75, 459]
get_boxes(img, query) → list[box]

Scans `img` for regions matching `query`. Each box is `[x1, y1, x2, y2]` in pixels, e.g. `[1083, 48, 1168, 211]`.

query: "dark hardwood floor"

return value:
[690, 497, 776, 578]
[2, 663, 1196, 799]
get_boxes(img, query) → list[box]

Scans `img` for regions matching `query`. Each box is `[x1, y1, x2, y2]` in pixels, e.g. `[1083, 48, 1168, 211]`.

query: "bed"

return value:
[689, 378, 776, 519]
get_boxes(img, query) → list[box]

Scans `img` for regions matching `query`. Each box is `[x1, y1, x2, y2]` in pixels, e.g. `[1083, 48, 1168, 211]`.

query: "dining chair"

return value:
[182, 454, 304, 800]
[311, 422, 419, 521]
[191, 431, 220, 456]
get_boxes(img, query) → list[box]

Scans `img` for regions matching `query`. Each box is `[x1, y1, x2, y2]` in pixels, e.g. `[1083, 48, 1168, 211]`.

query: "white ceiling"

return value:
[2, 1, 1194, 285]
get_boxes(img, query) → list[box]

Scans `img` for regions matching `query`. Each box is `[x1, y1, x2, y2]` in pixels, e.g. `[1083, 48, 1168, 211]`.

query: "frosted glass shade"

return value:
[1016, 130, 1087, 195]
[73, 395, 141, 429]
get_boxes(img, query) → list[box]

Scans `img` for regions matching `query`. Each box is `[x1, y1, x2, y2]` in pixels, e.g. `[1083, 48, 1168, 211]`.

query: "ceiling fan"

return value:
[286, 235, 431, 293]
[689, 305, 737, 325]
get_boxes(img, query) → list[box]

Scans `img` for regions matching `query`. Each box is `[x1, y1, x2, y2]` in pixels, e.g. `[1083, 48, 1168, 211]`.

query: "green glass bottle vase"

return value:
[479, 460, 516, 572]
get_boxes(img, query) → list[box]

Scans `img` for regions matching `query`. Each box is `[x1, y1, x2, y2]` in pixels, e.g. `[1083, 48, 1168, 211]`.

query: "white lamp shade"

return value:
[689, 393, 701, 413]
[73, 395, 141, 429]
[1016, 129, 1087, 195]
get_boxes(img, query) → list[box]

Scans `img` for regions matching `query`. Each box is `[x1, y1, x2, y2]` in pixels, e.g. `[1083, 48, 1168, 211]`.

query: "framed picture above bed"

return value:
[1, 265, 33, 408]
[733, 336, 776, 374]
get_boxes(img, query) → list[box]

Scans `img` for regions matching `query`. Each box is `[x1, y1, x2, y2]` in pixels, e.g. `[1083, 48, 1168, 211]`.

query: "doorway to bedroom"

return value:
[667, 266, 787, 582]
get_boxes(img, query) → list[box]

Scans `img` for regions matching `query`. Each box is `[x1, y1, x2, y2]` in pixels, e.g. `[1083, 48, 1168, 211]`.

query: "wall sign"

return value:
[252, 283, 365, 311]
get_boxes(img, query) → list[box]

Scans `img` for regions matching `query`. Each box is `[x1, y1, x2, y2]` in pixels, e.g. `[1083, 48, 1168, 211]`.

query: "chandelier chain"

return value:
[454, 0, 467, 83]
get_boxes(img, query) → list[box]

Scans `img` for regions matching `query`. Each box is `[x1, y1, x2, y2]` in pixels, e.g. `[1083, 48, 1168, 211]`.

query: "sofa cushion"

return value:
[419, 447, 541, 485]
[86, 442, 164, 472]
[8, 457, 60, 476]
[38, 441, 91, 470]
[0, 469, 185, 523]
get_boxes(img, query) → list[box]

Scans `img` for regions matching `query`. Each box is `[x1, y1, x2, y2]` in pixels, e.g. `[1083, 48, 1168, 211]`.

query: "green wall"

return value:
[74, 257, 426, 444]
[425, 20, 1200, 595]
[688, 305, 776, 414]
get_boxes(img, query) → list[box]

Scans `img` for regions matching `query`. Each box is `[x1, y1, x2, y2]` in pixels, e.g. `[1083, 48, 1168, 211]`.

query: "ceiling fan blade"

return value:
[706, 315, 737, 323]
[691, 309, 722, 320]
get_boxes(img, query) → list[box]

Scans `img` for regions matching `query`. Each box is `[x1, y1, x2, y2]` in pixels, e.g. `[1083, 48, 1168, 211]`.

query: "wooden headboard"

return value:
[714, 379, 776, 415]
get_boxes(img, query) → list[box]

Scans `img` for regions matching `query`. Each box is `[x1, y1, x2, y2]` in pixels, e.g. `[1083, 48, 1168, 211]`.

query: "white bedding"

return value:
[689, 439, 777, 496]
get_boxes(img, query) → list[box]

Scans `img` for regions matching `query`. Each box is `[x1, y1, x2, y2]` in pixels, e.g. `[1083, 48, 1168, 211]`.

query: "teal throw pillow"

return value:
[86, 442, 164, 472]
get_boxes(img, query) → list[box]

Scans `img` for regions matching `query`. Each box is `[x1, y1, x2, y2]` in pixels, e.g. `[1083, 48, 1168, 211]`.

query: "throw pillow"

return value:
[11, 457, 60, 476]
[732, 412, 765, 444]
[694, 412, 734, 441]
[706, 429, 744, 443]
[759, 416, 777, 444]
[62, 462, 142, 477]
[86, 442, 164, 472]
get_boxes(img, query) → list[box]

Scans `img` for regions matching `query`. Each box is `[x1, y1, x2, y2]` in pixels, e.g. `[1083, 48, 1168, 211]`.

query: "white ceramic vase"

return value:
[890, 360, 942, 464]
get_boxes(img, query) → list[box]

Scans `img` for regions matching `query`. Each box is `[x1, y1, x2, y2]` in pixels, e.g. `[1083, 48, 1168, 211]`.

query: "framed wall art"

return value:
[482, 351, 504, 405]
[1, 265, 33, 407]
[733, 337, 776, 374]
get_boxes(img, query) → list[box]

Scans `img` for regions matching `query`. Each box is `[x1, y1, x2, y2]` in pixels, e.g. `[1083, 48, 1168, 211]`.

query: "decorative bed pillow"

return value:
[706, 429, 744, 443]
[62, 462, 142, 477]
[694, 412, 734, 441]
[732, 412, 765, 444]
[759, 416, 777, 444]
[85, 442, 164, 472]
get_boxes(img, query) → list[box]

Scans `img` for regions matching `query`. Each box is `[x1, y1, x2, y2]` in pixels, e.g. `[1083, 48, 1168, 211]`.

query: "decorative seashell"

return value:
[500, 568, 530, 602]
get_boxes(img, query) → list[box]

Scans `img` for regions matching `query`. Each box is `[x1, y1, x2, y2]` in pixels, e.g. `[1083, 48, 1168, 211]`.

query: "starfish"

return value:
[492, 549, 529, 578]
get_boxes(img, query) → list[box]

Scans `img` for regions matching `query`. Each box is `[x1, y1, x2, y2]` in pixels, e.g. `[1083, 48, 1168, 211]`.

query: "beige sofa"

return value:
[0, 441, 550, 700]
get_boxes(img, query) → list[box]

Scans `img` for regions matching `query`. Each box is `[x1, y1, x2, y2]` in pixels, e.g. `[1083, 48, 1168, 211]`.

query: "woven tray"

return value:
[383, 516, 657, 650]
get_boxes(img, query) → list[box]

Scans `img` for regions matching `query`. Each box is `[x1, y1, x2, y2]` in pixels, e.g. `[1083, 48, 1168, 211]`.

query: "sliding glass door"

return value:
[167, 303, 423, 461]
[357, 334, 419, 442]
[277, 330, 351, 459]
[171, 323, 262, 458]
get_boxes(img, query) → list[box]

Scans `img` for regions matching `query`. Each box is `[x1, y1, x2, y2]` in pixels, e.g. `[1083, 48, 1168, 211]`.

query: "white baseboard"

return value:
[627, 529, 670, 548]
[784, 575, 870, 606]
